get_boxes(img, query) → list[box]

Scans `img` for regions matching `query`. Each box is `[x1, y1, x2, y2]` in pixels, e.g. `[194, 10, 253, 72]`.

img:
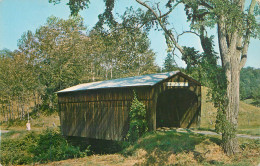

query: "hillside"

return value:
[200, 87, 260, 135]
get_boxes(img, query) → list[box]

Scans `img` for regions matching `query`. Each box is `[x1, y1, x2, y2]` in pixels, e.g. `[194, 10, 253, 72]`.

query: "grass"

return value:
[30, 131, 260, 166]
[200, 87, 260, 136]
[123, 131, 259, 166]
[123, 131, 208, 155]
[0, 130, 28, 139]
[0, 112, 60, 132]
[237, 128, 260, 136]
[1, 127, 259, 166]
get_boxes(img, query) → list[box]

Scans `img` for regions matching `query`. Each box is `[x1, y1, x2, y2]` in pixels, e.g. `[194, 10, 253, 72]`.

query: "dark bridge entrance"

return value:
[156, 88, 198, 128]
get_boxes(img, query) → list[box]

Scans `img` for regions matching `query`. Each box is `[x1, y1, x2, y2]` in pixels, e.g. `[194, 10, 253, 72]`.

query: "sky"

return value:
[0, 0, 259, 68]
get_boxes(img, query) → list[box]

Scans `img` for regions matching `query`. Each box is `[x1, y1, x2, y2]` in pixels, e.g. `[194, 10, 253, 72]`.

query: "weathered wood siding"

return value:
[58, 73, 201, 141]
[58, 87, 153, 140]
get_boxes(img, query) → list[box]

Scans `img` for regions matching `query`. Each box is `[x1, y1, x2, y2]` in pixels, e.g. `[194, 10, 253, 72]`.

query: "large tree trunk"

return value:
[222, 55, 241, 155]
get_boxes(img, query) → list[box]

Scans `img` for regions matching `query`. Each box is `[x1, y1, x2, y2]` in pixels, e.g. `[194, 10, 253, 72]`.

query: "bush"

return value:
[127, 91, 148, 143]
[0, 128, 90, 165]
[30, 128, 89, 163]
[0, 132, 37, 165]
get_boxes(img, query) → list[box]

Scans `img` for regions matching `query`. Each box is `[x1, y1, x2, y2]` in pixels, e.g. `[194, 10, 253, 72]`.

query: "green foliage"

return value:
[127, 91, 148, 143]
[252, 85, 260, 107]
[120, 7, 159, 33]
[0, 128, 90, 165]
[183, 0, 259, 38]
[181, 37, 235, 142]
[0, 132, 35, 165]
[215, 110, 236, 140]
[163, 53, 179, 72]
[0, 14, 157, 122]
[49, 0, 90, 16]
[182, 46, 201, 75]
[95, 0, 117, 28]
[89, 19, 157, 79]
[240, 67, 260, 106]
[30, 128, 89, 163]
[124, 131, 205, 156]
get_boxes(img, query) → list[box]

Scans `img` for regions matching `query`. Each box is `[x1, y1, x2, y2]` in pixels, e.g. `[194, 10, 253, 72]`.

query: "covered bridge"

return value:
[57, 71, 201, 141]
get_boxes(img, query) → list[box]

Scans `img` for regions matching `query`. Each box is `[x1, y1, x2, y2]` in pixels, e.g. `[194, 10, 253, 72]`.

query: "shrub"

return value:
[30, 128, 90, 163]
[0, 131, 38, 165]
[0, 128, 90, 165]
[127, 91, 148, 143]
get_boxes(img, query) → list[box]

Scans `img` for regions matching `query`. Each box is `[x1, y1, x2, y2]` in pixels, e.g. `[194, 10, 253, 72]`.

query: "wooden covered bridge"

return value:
[57, 71, 201, 141]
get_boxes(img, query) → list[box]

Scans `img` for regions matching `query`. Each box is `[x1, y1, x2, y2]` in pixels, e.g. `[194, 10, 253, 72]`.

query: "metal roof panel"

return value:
[57, 71, 180, 93]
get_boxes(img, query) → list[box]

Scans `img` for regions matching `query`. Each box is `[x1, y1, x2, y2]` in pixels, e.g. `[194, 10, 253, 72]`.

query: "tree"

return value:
[163, 53, 178, 72]
[181, 0, 259, 155]
[1, 14, 157, 118]
[0, 49, 14, 121]
[240, 67, 260, 106]
[18, 16, 88, 111]
[87, 9, 158, 80]
[0, 48, 39, 121]
[53, 0, 260, 155]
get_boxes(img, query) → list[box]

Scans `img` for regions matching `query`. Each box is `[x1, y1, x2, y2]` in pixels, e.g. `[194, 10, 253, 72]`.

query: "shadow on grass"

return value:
[124, 130, 221, 155]
[66, 136, 128, 155]
[121, 130, 224, 165]
[197, 127, 216, 132]
[66, 130, 223, 157]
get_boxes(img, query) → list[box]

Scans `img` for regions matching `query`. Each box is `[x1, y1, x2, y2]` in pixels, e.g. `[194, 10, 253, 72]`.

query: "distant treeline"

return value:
[240, 67, 260, 106]
[0, 16, 158, 122]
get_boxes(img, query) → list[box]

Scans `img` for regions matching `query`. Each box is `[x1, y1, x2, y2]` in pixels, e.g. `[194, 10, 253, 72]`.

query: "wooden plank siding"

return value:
[58, 73, 201, 141]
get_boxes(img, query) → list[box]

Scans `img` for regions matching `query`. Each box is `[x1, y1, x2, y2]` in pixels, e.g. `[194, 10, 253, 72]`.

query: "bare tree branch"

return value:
[156, 1, 180, 19]
[177, 31, 200, 42]
[136, 0, 184, 54]
[156, 3, 162, 17]
[240, 0, 257, 69]
[199, 0, 214, 9]
[160, 2, 180, 18]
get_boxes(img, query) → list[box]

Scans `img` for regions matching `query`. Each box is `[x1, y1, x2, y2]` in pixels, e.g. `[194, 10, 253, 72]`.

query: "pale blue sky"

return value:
[0, 0, 259, 68]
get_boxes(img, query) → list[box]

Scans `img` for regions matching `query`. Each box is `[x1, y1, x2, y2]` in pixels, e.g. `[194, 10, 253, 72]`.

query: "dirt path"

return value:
[1, 128, 259, 139]
[157, 128, 260, 139]
[191, 130, 260, 139]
